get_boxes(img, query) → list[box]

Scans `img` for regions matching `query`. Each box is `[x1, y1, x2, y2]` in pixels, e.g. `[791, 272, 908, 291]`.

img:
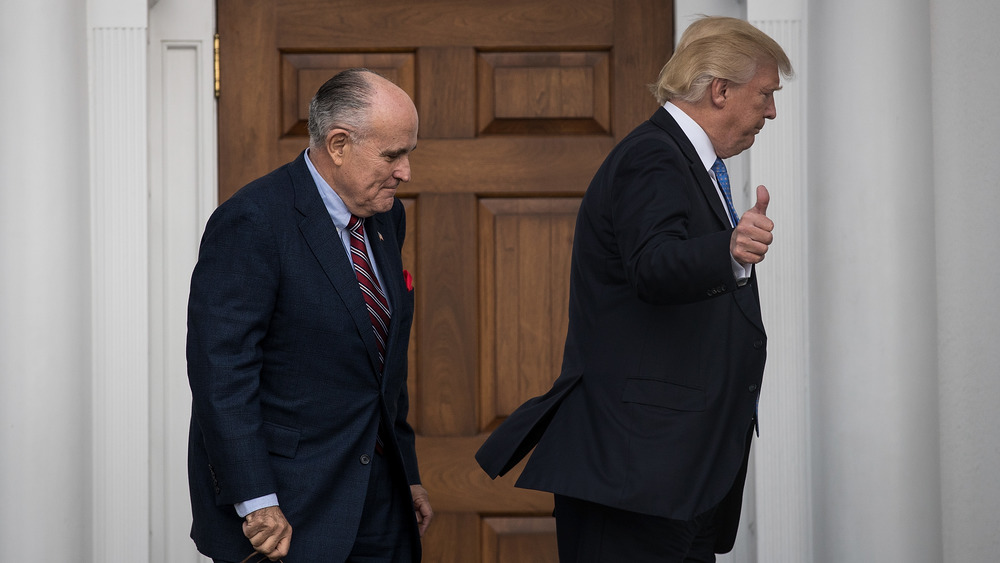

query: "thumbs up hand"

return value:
[730, 185, 774, 266]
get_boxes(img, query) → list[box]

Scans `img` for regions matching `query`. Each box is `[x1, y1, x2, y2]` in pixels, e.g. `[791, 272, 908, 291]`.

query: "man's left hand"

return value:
[410, 484, 434, 536]
[731, 185, 774, 265]
[242, 505, 292, 561]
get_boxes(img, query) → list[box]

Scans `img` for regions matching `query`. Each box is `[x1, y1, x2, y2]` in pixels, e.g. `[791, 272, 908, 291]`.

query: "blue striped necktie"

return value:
[712, 158, 740, 226]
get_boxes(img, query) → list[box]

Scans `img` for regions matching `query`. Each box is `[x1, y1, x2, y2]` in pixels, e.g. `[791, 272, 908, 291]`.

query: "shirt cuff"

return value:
[731, 254, 752, 286]
[235, 493, 279, 518]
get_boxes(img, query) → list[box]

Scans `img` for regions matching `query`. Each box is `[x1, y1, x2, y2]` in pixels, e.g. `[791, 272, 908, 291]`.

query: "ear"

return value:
[710, 77, 730, 109]
[325, 129, 351, 166]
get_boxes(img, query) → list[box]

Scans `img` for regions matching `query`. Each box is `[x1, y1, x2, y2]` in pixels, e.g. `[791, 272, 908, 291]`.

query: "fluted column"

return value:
[0, 1, 92, 560]
[746, 1, 812, 562]
[89, 1, 151, 561]
[809, 0, 942, 561]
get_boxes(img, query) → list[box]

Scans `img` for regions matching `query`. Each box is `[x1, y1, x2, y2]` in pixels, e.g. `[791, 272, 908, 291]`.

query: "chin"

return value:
[375, 198, 396, 213]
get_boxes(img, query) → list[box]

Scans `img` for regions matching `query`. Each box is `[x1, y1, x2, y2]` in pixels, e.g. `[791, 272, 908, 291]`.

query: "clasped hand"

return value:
[240, 485, 432, 561]
[243, 505, 292, 561]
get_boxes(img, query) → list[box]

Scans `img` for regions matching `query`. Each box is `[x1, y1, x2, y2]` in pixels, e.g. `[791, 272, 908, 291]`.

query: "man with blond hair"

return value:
[477, 17, 793, 562]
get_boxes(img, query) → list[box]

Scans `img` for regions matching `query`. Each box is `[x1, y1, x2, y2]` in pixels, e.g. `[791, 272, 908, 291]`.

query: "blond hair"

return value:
[650, 16, 794, 105]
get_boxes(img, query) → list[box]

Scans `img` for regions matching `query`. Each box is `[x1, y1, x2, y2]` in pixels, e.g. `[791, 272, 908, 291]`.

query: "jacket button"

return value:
[753, 340, 763, 349]
[748, 384, 758, 393]
[360, 454, 371, 465]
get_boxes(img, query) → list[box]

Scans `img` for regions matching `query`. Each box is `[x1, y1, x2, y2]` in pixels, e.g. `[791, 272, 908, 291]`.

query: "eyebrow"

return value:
[381, 145, 416, 159]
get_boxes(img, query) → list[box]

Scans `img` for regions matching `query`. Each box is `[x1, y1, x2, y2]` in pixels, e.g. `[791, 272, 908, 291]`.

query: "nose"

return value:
[395, 156, 411, 183]
[765, 96, 777, 120]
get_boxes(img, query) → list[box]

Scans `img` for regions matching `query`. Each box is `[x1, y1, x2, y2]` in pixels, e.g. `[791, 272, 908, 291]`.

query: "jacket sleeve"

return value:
[608, 138, 737, 305]
[186, 195, 280, 505]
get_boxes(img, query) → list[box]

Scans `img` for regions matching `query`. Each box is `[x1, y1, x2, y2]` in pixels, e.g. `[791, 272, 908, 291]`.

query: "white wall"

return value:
[0, 1, 93, 560]
[930, 0, 1000, 560]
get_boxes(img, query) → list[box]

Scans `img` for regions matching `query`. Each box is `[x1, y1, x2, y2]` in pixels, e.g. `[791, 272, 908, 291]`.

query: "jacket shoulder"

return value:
[225, 159, 301, 206]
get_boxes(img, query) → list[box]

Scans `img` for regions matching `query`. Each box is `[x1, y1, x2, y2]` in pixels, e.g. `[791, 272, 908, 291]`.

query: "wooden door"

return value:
[218, 1, 672, 560]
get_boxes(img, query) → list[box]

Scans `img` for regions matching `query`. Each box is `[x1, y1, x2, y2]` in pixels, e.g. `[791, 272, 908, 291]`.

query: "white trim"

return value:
[148, 0, 218, 559]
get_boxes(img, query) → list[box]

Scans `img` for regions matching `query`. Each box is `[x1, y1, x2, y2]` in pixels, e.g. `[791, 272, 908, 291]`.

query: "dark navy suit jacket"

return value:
[476, 108, 767, 552]
[187, 152, 419, 562]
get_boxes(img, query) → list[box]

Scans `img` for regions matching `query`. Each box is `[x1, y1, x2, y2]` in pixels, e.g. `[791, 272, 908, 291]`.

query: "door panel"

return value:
[479, 198, 579, 430]
[218, 1, 673, 559]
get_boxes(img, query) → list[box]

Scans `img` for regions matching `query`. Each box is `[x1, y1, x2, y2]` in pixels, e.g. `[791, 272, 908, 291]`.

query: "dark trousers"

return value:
[347, 449, 418, 562]
[553, 495, 719, 563]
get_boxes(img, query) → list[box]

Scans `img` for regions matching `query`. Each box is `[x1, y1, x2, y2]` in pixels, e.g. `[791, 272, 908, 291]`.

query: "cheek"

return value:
[373, 164, 396, 184]
[361, 171, 386, 190]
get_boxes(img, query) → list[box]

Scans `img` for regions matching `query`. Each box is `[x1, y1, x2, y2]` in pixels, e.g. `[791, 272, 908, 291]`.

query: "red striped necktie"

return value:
[347, 215, 391, 372]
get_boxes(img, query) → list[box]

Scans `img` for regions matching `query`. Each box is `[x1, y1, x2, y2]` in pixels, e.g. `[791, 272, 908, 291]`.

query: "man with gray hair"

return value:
[477, 17, 793, 561]
[187, 68, 432, 562]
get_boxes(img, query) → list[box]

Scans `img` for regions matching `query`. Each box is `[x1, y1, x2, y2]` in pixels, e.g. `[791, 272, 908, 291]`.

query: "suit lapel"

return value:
[289, 153, 384, 375]
[650, 108, 731, 230]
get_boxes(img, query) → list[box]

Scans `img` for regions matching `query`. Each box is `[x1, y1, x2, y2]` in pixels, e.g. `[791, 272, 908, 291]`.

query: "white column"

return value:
[809, 0, 942, 561]
[0, 1, 92, 560]
[929, 1, 1000, 561]
[747, 1, 812, 562]
[88, 0, 151, 561]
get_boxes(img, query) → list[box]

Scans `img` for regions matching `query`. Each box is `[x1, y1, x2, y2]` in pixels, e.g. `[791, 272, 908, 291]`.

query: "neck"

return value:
[307, 146, 339, 190]
[670, 99, 725, 158]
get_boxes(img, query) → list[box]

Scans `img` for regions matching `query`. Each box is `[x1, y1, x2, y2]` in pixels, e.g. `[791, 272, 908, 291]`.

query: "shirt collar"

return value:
[304, 148, 352, 231]
[663, 101, 719, 172]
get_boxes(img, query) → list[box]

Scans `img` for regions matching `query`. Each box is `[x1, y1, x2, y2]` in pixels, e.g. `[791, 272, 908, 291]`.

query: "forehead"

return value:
[367, 89, 418, 145]
[751, 63, 781, 90]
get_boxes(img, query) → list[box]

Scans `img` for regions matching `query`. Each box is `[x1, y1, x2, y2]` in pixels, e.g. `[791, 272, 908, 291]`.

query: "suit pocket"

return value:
[622, 377, 706, 412]
[263, 421, 301, 458]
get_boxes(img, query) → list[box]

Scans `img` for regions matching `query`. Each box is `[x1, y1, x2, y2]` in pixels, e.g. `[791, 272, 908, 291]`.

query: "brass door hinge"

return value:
[214, 33, 221, 99]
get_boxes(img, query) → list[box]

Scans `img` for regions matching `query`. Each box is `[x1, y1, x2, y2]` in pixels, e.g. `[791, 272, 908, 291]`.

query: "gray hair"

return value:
[307, 68, 378, 148]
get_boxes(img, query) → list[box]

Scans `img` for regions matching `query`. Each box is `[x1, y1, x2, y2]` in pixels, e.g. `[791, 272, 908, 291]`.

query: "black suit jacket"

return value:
[186, 152, 420, 562]
[476, 108, 767, 552]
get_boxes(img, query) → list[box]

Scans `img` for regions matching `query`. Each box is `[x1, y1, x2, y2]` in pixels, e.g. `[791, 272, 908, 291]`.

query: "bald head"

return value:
[307, 68, 415, 148]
